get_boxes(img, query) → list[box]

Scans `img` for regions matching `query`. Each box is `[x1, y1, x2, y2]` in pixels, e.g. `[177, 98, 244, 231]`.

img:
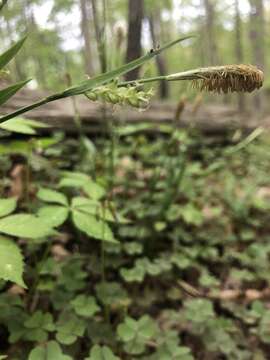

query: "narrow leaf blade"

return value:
[0, 79, 31, 106]
[0, 37, 27, 70]
[62, 35, 194, 97]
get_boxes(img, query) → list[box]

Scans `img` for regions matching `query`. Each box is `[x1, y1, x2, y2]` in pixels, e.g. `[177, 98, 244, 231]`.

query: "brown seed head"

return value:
[192, 65, 264, 94]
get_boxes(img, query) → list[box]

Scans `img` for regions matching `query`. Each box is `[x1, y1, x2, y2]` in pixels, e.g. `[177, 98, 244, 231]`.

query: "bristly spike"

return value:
[167, 64, 264, 94]
[191, 65, 264, 93]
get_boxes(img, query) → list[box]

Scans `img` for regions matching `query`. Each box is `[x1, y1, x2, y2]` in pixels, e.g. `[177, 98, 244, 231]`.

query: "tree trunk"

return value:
[125, 0, 144, 81]
[248, 0, 265, 110]
[80, 0, 94, 76]
[203, 0, 218, 65]
[235, 0, 245, 112]
[0, 0, 9, 12]
[90, 0, 107, 73]
[148, 13, 169, 99]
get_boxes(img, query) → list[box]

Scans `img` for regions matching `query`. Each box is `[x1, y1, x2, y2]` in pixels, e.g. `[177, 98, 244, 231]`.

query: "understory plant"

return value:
[0, 26, 266, 359]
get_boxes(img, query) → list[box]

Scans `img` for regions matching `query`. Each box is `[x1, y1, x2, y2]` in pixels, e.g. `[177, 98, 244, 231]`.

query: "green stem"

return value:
[28, 238, 53, 312]
[25, 146, 31, 210]
[119, 75, 167, 87]
[0, 36, 193, 122]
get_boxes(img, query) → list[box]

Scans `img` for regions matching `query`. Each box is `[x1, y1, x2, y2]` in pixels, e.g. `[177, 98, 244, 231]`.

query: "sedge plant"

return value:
[0, 31, 265, 295]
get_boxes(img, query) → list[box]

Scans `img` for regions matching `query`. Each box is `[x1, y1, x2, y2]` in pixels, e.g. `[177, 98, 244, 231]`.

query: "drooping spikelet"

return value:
[191, 65, 264, 93]
[85, 82, 154, 109]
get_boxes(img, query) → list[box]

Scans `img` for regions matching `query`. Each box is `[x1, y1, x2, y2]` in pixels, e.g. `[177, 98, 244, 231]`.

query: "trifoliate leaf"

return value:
[85, 345, 120, 360]
[71, 295, 100, 318]
[28, 341, 72, 360]
[56, 313, 86, 345]
[24, 311, 55, 332]
[117, 316, 158, 355]
[118, 315, 158, 342]
[95, 282, 130, 308]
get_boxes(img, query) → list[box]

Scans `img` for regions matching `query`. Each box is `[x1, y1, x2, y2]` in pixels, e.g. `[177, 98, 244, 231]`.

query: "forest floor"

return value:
[1, 120, 270, 359]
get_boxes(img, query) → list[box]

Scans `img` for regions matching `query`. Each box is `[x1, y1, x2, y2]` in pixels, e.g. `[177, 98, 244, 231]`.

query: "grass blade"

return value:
[61, 35, 194, 97]
[0, 79, 30, 106]
[0, 36, 27, 70]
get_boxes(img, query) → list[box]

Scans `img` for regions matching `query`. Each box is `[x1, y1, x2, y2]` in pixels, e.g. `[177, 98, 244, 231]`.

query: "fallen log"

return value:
[0, 85, 267, 135]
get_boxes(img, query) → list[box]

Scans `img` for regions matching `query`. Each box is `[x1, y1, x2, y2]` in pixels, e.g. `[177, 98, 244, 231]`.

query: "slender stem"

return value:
[0, 66, 204, 124]
[119, 75, 167, 87]
[25, 145, 31, 210]
[28, 238, 53, 312]
[101, 240, 106, 283]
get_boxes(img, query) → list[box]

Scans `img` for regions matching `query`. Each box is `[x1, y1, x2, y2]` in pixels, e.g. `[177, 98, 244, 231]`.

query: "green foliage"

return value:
[0, 121, 269, 358]
[0, 197, 17, 217]
[72, 210, 117, 243]
[85, 345, 120, 360]
[0, 36, 26, 70]
[24, 311, 55, 342]
[28, 341, 72, 360]
[37, 187, 68, 206]
[258, 311, 270, 343]
[117, 316, 158, 355]
[71, 295, 100, 318]
[37, 205, 69, 227]
[0, 12, 269, 358]
[0, 236, 25, 287]
[59, 172, 105, 200]
[95, 282, 130, 308]
[36, 182, 119, 242]
[0, 214, 53, 238]
[0, 80, 30, 106]
[0, 118, 49, 134]
[0, 37, 48, 137]
[55, 312, 86, 345]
